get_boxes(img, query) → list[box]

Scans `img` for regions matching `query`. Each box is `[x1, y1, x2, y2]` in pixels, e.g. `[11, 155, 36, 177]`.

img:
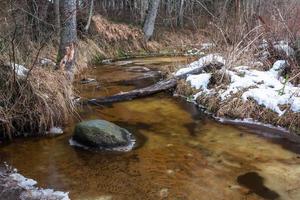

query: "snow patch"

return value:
[9, 172, 70, 200]
[175, 54, 225, 76]
[184, 48, 205, 56]
[47, 127, 64, 135]
[177, 57, 300, 116]
[186, 73, 211, 91]
[274, 41, 295, 57]
[201, 42, 216, 50]
[10, 63, 28, 78]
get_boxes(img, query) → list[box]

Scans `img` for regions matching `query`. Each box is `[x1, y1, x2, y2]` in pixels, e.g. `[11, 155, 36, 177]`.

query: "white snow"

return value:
[186, 73, 211, 91]
[10, 172, 70, 200]
[10, 173, 37, 189]
[225, 61, 300, 115]
[48, 127, 64, 135]
[185, 48, 205, 56]
[175, 54, 225, 76]
[274, 41, 295, 57]
[10, 63, 28, 78]
[201, 42, 216, 50]
[176, 57, 300, 116]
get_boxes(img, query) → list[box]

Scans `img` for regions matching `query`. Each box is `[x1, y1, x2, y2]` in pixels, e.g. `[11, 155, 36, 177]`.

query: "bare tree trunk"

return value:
[54, 0, 60, 30]
[84, 0, 94, 32]
[178, 0, 185, 27]
[57, 0, 77, 81]
[140, 0, 148, 24]
[143, 0, 160, 41]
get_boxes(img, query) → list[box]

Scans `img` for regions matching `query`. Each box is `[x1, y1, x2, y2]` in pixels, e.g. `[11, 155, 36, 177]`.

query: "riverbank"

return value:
[0, 14, 203, 139]
[0, 164, 69, 200]
[174, 44, 300, 136]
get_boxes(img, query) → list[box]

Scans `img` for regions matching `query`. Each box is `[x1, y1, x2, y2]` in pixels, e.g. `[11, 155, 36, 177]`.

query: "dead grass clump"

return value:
[0, 66, 75, 139]
[88, 14, 147, 58]
[196, 93, 221, 113]
[209, 70, 231, 88]
[175, 79, 198, 97]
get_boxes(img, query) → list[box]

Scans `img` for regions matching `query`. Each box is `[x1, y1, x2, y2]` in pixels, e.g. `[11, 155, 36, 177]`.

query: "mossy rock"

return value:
[73, 120, 133, 148]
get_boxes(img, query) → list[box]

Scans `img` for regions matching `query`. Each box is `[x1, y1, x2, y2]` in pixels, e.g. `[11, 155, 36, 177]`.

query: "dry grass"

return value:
[0, 66, 75, 139]
[195, 88, 300, 134]
[175, 79, 197, 97]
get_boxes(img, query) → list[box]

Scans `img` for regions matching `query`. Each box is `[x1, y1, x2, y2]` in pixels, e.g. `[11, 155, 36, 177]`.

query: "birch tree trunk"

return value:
[143, 0, 160, 41]
[57, 0, 77, 81]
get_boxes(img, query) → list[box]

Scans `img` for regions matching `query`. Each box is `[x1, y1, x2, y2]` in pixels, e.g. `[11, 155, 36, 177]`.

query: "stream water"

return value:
[1, 56, 300, 200]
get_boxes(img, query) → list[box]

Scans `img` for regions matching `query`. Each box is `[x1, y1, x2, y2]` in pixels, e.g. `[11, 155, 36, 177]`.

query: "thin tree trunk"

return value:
[54, 0, 60, 30]
[178, 0, 185, 27]
[57, 0, 77, 81]
[84, 0, 94, 32]
[143, 0, 161, 41]
[140, 0, 148, 24]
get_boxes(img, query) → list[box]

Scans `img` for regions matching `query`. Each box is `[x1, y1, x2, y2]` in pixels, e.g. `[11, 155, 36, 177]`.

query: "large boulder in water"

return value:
[73, 120, 133, 149]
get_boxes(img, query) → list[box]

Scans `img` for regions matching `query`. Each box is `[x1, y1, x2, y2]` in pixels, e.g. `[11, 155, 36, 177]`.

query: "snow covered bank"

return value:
[175, 54, 226, 76]
[175, 53, 300, 134]
[0, 166, 69, 200]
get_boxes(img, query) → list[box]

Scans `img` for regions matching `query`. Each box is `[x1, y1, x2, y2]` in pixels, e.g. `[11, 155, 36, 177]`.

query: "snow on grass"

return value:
[186, 73, 211, 91]
[47, 127, 64, 135]
[274, 41, 295, 57]
[9, 172, 70, 200]
[200, 42, 216, 50]
[10, 63, 28, 78]
[177, 57, 300, 116]
[175, 54, 225, 76]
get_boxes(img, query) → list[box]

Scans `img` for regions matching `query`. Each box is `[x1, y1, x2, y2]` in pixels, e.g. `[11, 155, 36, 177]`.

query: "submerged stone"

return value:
[73, 120, 134, 149]
[237, 172, 279, 200]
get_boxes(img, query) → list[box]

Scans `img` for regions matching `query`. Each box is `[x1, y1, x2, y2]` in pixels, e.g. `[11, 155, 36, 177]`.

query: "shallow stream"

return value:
[1, 56, 300, 200]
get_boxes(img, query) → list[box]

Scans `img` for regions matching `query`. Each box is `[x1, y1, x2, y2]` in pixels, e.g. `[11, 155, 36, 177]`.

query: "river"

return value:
[1, 56, 300, 200]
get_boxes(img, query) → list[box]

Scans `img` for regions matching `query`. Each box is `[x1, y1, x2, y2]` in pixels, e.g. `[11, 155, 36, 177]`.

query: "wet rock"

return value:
[237, 172, 280, 200]
[73, 120, 134, 149]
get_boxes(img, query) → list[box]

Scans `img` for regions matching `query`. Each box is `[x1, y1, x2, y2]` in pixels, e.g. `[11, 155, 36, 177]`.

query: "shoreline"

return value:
[0, 165, 69, 200]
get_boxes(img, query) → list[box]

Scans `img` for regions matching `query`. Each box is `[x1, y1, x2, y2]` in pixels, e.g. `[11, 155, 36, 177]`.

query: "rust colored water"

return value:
[1, 56, 300, 200]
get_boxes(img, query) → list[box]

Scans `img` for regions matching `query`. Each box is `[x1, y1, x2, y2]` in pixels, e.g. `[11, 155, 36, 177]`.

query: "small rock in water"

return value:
[72, 120, 135, 151]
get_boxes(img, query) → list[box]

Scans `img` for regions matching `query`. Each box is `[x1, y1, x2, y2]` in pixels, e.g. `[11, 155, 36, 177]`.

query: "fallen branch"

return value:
[88, 78, 177, 105]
